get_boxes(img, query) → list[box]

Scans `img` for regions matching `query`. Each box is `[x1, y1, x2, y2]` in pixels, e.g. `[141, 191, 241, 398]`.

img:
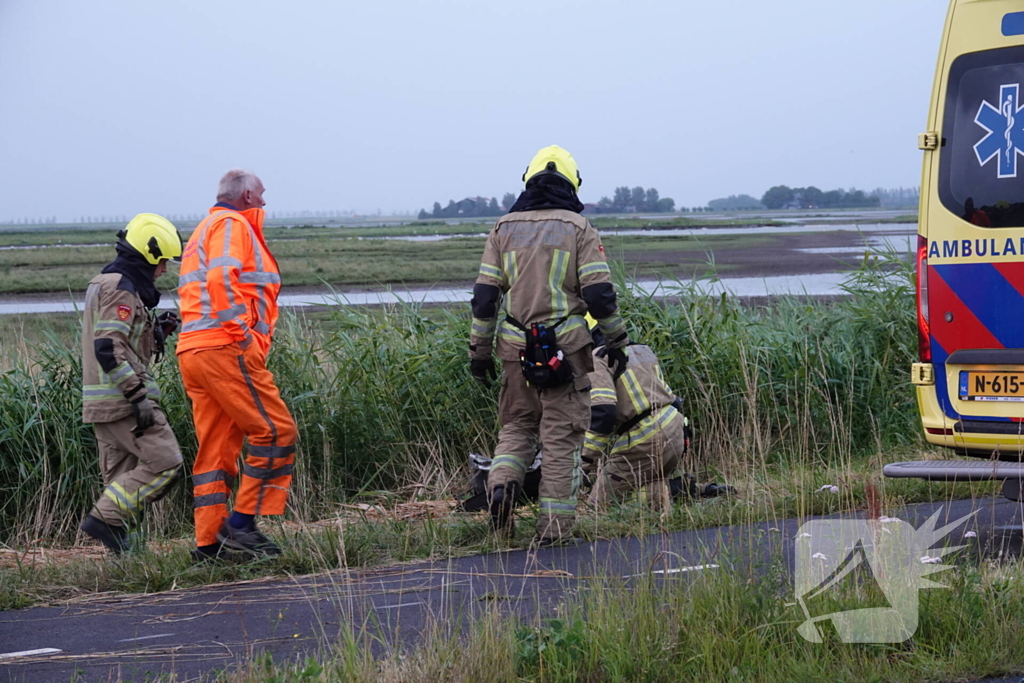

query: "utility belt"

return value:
[505, 315, 574, 389]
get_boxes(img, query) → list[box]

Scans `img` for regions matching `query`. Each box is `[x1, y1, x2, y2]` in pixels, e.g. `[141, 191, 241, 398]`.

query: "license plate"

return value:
[959, 371, 1024, 401]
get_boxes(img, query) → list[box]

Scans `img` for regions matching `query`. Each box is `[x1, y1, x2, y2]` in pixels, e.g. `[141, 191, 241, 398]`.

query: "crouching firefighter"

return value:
[469, 145, 630, 546]
[582, 316, 688, 509]
[80, 214, 185, 554]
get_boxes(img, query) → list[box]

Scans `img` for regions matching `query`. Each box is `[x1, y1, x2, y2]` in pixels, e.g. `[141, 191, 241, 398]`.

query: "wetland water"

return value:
[0, 223, 915, 315]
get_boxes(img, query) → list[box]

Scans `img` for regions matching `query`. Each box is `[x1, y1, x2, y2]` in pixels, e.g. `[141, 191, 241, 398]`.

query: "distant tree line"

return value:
[707, 194, 764, 211]
[591, 186, 676, 214]
[760, 185, 880, 210]
[869, 186, 920, 209]
[417, 196, 505, 220]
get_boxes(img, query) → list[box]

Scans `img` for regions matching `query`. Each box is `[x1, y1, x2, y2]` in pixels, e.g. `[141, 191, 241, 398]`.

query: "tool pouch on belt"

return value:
[506, 315, 574, 389]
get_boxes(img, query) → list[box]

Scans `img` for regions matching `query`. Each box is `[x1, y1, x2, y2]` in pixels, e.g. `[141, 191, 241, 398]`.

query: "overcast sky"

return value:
[0, 0, 945, 221]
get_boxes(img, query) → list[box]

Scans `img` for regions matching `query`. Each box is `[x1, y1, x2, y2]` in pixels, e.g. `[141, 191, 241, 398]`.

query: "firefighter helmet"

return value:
[522, 145, 582, 191]
[122, 213, 182, 265]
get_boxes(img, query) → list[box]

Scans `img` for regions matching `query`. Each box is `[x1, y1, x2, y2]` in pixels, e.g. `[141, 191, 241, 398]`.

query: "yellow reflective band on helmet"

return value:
[124, 213, 183, 265]
[523, 145, 582, 191]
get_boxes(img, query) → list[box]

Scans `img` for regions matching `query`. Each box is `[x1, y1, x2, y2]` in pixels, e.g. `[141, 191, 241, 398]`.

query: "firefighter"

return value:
[469, 145, 630, 546]
[582, 316, 687, 509]
[80, 213, 185, 555]
[177, 169, 297, 562]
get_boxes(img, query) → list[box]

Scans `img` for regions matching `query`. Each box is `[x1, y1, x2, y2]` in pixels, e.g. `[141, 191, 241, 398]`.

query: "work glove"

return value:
[597, 345, 628, 381]
[152, 312, 180, 363]
[470, 358, 497, 387]
[131, 395, 156, 436]
[156, 311, 180, 338]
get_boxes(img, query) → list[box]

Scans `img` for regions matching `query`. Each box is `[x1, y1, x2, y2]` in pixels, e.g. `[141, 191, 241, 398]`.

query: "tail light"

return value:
[917, 234, 931, 362]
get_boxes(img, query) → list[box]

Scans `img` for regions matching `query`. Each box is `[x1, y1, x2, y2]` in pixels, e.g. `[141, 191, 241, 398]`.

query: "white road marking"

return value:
[623, 563, 719, 578]
[376, 601, 425, 610]
[116, 633, 175, 643]
[0, 648, 62, 659]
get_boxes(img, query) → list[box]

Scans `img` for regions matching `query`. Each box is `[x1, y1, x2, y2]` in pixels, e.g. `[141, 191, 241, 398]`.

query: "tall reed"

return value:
[0, 251, 918, 545]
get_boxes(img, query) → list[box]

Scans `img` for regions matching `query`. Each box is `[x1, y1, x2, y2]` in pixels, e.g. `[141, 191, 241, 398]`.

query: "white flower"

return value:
[829, 486, 839, 494]
[768, 527, 780, 532]
[817, 485, 835, 492]
[965, 531, 977, 538]
[796, 532, 812, 539]
[878, 516, 902, 523]
[811, 552, 828, 560]
[920, 556, 941, 564]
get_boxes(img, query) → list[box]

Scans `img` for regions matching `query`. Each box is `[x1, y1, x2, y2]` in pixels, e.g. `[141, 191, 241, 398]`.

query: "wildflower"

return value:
[812, 552, 828, 560]
[878, 516, 902, 523]
[920, 556, 941, 564]
[965, 530, 977, 538]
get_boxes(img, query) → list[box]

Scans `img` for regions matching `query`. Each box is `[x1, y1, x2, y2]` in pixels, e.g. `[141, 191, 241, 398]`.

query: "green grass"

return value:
[93, 555, 1024, 682]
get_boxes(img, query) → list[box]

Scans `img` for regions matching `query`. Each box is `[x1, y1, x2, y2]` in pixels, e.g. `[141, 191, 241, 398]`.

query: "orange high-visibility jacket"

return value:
[176, 206, 281, 356]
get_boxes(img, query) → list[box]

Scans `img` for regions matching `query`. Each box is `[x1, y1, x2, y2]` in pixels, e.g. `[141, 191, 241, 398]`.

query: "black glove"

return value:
[157, 311, 180, 338]
[597, 345, 628, 381]
[131, 395, 156, 436]
[470, 358, 497, 387]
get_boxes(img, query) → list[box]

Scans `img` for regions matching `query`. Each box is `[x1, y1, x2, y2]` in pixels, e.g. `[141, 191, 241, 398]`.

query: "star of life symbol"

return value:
[793, 507, 975, 643]
[975, 83, 1024, 178]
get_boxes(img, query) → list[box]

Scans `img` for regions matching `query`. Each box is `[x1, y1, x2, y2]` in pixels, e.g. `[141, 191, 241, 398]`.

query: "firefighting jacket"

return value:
[583, 343, 682, 462]
[81, 273, 160, 423]
[469, 208, 627, 362]
[176, 206, 281, 357]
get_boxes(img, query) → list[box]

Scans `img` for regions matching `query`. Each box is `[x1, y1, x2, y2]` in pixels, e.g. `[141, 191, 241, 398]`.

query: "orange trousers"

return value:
[179, 342, 298, 547]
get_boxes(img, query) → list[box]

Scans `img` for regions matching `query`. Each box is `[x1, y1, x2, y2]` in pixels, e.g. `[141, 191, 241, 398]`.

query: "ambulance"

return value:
[884, 0, 1024, 500]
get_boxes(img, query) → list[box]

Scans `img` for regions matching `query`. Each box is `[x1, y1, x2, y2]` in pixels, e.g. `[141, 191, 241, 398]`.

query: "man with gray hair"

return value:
[177, 169, 298, 563]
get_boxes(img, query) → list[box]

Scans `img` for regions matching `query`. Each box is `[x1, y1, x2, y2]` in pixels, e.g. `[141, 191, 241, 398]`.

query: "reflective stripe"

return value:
[95, 320, 131, 335]
[221, 219, 237, 318]
[216, 304, 247, 322]
[248, 444, 295, 459]
[578, 261, 610, 278]
[253, 321, 271, 335]
[591, 388, 618, 402]
[181, 318, 222, 333]
[549, 249, 570, 319]
[611, 405, 680, 454]
[570, 445, 582, 497]
[104, 483, 138, 515]
[585, 432, 613, 451]
[178, 271, 205, 285]
[210, 255, 242, 270]
[137, 469, 175, 500]
[242, 462, 294, 480]
[503, 252, 518, 310]
[598, 313, 627, 341]
[479, 262, 502, 280]
[108, 362, 135, 384]
[239, 272, 281, 285]
[471, 317, 496, 338]
[193, 469, 234, 487]
[621, 369, 649, 415]
[238, 355, 278, 443]
[83, 386, 126, 398]
[539, 498, 577, 515]
[194, 492, 228, 508]
[491, 454, 526, 475]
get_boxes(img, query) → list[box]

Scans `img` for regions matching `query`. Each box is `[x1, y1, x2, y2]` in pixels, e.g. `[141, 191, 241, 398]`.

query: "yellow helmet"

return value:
[122, 213, 182, 265]
[522, 145, 582, 191]
[585, 313, 598, 330]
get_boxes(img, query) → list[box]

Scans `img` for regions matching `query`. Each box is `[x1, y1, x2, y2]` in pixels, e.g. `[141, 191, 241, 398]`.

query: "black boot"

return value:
[81, 515, 130, 555]
[489, 482, 519, 536]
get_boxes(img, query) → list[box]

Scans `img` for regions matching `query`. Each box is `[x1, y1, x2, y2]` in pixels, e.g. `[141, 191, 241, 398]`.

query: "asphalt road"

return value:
[0, 496, 1021, 682]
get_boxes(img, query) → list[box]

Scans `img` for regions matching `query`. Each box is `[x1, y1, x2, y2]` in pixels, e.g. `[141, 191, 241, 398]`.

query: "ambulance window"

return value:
[940, 45, 1024, 227]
